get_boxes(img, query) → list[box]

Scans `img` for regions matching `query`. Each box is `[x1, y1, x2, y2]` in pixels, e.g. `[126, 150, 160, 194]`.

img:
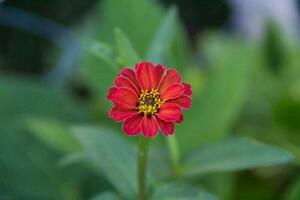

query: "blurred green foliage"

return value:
[1, 0, 300, 200]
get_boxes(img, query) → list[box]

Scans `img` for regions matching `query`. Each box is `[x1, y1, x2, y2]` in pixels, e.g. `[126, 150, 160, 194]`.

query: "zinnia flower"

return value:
[107, 61, 192, 137]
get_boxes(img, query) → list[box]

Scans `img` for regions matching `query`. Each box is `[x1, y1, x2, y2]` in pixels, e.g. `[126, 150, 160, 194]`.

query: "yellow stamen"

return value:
[138, 89, 163, 115]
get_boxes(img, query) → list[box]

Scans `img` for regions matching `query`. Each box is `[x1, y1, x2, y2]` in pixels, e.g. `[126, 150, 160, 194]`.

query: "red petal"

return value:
[160, 83, 184, 101]
[119, 67, 140, 90]
[157, 118, 175, 136]
[156, 64, 166, 88]
[106, 87, 117, 100]
[123, 113, 143, 136]
[109, 106, 137, 122]
[141, 116, 158, 137]
[158, 69, 181, 94]
[136, 62, 158, 90]
[168, 95, 192, 109]
[110, 87, 138, 109]
[183, 82, 192, 96]
[114, 76, 139, 95]
[156, 103, 181, 122]
[175, 114, 184, 123]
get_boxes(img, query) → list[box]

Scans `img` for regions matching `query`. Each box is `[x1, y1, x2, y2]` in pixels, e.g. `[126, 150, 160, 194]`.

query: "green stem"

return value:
[138, 137, 150, 200]
[166, 136, 180, 176]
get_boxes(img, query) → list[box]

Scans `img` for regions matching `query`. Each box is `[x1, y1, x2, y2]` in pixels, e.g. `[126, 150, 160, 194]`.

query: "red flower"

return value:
[107, 62, 192, 137]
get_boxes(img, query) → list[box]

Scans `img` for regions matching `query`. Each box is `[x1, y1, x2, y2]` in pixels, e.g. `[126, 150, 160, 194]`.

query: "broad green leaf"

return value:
[58, 152, 86, 168]
[177, 38, 253, 152]
[143, 7, 181, 173]
[0, 123, 78, 199]
[182, 138, 293, 176]
[168, 25, 191, 72]
[0, 75, 86, 122]
[151, 183, 217, 200]
[95, 0, 164, 56]
[205, 173, 236, 200]
[76, 20, 117, 95]
[91, 191, 121, 200]
[76, 0, 163, 94]
[87, 40, 117, 67]
[115, 28, 141, 66]
[285, 176, 300, 200]
[79, 39, 119, 94]
[25, 117, 80, 153]
[72, 126, 138, 199]
[146, 6, 178, 64]
[77, 1, 189, 94]
[0, 76, 86, 199]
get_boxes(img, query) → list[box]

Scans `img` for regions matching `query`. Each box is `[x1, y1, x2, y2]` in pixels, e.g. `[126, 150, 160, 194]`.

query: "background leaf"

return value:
[285, 176, 300, 200]
[177, 38, 253, 152]
[146, 6, 178, 64]
[0, 76, 88, 199]
[87, 41, 116, 67]
[25, 117, 80, 153]
[151, 183, 218, 200]
[72, 126, 138, 199]
[79, 38, 119, 95]
[182, 137, 293, 176]
[93, 0, 164, 56]
[91, 191, 121, 200]
[115, 28, 141, 66]
[0, 75, 86, 122]
[0, 124, 78, 200]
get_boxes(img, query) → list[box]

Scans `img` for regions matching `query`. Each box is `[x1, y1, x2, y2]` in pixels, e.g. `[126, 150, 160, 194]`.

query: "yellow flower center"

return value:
[138, 89, 163, 115]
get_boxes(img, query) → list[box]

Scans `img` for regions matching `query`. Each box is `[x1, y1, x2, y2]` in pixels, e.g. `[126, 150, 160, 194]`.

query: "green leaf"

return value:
[80, 39, 119, 94]
[182, 137, 293, 176]
[87, 40, 117, 68]
[151, 183, 217, 200]
[146, 6, 178, 64]
[205, 173, 235, 200]
[91, 191, 121, 200]
[95, 0, 164, 56]
[115, 28, 141, 66]
[0, 124, 78, 199]
[0, 76, 85, 199]
[58, 152, 87, 168]
[76, 1, 188, 94]
[25, 117, 80, 153]
[72, 126, 138, 199]
[0, 75, 86, 122]
[168, 25, 191, 72]
[77, 0, 163, 93]
[285, 176, 300, 200]
[177, 38, 253, 152]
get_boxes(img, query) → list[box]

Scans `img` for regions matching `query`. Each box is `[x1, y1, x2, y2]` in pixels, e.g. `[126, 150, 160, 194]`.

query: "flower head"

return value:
[107, 61, 192, 137]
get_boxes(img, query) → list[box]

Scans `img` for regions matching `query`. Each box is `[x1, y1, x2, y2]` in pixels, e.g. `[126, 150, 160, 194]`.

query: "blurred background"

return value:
[1, 0, 300, 200]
